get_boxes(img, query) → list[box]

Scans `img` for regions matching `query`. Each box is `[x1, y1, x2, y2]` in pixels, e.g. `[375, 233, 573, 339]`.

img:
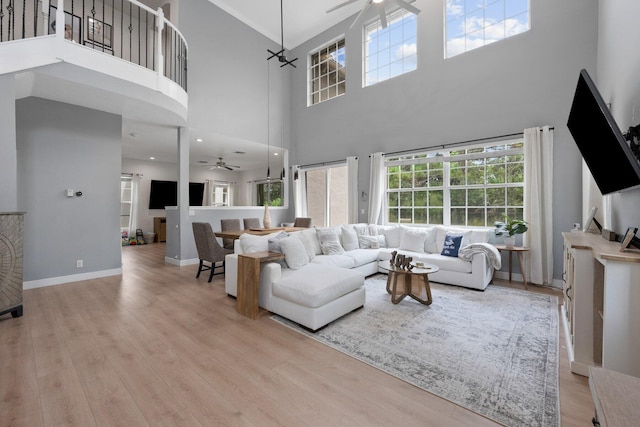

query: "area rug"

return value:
[272, 275, 559, 427]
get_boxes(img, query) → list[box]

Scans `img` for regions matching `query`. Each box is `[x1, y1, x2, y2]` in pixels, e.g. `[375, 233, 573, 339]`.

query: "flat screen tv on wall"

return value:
[567, 69, 640, 195]
[148, 180, 205, 209]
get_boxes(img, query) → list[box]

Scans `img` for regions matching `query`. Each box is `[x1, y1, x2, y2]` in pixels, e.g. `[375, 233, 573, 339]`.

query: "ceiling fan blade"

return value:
[377, 3, 387, 28]
[387, 0, 421, 15]
[326, 0, 362, 14]
[224, 166, 233, 171]
[349, 1, 372, 29]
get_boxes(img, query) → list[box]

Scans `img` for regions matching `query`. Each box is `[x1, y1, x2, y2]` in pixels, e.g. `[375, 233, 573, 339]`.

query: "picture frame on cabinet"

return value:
[620, 227, 638, 252]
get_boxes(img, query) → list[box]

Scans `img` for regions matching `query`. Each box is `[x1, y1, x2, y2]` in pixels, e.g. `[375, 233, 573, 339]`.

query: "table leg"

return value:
[508, 251, 513, 282]
[237, 256, 261, 319]
[408, 274, 433, 306]
[517, 252, 528, 289]
[390, 272, 408, 304]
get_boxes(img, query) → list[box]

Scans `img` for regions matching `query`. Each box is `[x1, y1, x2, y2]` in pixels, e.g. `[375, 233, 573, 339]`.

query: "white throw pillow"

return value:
[316, 227, 345, 255]
[297, 228, 320, 260]
[279, 235, 310, 270]
[399, 228, 428, 253]
[358, 235, 380, 249]
[352, 224, 370, 236]
[376, 234, 387, 248]
[382, 225, 402, 248]
[240, 231, 281, 253]
[423, 228, 438, 253]
[341, 225, 359, 251]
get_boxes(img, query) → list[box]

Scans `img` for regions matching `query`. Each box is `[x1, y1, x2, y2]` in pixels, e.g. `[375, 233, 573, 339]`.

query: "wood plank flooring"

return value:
[0, 243, 594, 426]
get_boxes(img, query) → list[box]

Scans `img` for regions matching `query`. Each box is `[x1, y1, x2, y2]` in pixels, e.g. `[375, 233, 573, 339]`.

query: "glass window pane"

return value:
[429, 190, 444, 207]
[388, 192, 398, 207]
[306, 169, 327, 227]
[507, 163, 524, 183]
[429, 208, 444, 224]
[467, 207, 485, 226]
[388, 208, 399, 223]
[414, 208, 427, 224]
[451, 208, 466, 225]
[400, 208, 413, 223]
[507, 186, 523, 206]
[414, 191, 427, 207]
[400, 192, 413, 206]
[329, 166, 348, 226]
[451, 189, 466, 206]
[468, 188, 485, 206]
[486, 187, 506, 206]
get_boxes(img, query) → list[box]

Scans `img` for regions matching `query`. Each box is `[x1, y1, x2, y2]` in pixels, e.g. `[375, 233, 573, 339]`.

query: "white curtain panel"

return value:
[203, 180, 212, 206]
[128, 173, 142, 234]
[368, 152, 385, 224]
[245, 181, 252, 206]
[346, 156, 359, 224]
[523, 126, 554, 285]
[292, 165, 307, 217]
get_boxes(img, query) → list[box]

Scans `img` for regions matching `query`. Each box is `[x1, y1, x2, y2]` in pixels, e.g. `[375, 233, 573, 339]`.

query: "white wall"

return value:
[0, 75, 17, 211]
[596, 0, 640, 234]
[16, 97, 122, 282]
[289, 0, 599, 281]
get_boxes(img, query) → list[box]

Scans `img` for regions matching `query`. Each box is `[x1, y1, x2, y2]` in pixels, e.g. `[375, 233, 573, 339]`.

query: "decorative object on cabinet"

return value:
[0, 212, 25, 318]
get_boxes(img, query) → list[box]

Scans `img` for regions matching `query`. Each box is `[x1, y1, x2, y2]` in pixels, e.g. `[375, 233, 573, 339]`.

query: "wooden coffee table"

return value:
[378, 261, 439, 305]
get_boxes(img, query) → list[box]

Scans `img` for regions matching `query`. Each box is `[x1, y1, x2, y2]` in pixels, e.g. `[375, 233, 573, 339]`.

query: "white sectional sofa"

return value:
[225, 224, 501, 331]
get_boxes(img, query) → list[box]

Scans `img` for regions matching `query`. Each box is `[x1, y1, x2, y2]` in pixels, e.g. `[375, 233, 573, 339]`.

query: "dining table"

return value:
[214, 226, 307, 240]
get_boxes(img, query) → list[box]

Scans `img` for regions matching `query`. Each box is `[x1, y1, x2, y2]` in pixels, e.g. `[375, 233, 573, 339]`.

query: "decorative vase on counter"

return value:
[263, 204, 271, 229]
[503, 236, 516, 247]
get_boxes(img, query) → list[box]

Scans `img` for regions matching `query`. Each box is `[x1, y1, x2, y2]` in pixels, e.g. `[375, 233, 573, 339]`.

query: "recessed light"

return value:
[149, 157, 155, 160]
[196, 138, 203, 142]
[274, 152, 279, 156]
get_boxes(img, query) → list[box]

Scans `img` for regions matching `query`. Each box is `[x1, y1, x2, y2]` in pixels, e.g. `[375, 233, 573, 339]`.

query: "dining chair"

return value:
[293, 217, 312, 228]
[191, 222, 233, 282]
[243, 218, 261, 230]
[220, 218, 242, 250]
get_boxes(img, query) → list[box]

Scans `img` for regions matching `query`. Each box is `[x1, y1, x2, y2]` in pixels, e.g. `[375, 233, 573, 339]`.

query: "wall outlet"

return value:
[76, 259, 83, 268]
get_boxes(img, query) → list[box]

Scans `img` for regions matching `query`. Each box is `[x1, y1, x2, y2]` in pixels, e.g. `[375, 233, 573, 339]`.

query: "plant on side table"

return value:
[494, 214, 528, 247]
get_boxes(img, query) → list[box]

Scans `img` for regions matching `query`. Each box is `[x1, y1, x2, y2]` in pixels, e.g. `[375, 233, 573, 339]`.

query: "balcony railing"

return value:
[0, 0, 187, 92]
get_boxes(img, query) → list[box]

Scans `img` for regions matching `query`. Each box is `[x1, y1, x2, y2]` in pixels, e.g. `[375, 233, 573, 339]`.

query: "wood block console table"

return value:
[562, 232, 640, 377]
[0, 212, 25, 318]
[237, 251, 285, 319]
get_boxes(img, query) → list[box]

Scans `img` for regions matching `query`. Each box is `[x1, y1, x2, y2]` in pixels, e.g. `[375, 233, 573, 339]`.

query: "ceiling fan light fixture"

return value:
[373, 0, 384, 3]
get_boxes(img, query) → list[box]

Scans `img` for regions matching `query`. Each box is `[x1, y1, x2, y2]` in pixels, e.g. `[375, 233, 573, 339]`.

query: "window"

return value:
[305, 164, 348, 227]
[445, 0, 529, 58]
[212, 181, 230, 207]
[120, 174, 133, 230]
[364, 7, 417, 86]
[257, 180, 283, 206]
[309, 38, 346, 105]
[385, 140, 525, 226]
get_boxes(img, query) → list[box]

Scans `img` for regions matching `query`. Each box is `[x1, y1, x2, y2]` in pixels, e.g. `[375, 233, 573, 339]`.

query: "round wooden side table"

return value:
[494, 244, 530, 289]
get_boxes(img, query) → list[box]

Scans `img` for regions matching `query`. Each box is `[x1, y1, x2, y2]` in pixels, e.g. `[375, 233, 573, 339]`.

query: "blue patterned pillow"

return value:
[441, 234, 463, 257]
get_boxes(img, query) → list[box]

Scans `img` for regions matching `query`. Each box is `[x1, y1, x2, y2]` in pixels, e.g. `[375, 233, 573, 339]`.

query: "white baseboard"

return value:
[23, 268, 122, 290]
[165, 257, 199, 267]
[493, 271, 563, 289]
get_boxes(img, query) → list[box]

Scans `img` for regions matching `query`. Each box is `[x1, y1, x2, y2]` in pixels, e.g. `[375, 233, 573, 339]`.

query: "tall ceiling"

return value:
[207, 0, 364, 49]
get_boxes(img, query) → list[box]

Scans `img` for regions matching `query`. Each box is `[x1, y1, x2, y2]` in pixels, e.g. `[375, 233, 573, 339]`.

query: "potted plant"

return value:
[494, 214, 528, 246]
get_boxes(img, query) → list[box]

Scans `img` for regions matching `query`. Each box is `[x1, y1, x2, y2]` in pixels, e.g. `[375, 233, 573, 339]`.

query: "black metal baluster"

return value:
[1, 0, 4, 42]
[144, 10, 147, 68]
[128, 0, 131, 62]
[20, 0, 24, 39]
[110, 0, 113, 55]
[101, 0, 104, 51]
[136, 4, 139, 65]
[151, 14, 155, 71]
[32, 0, 36, 37]
[10, 0, 15, 41]
[120, 0, 122, 57]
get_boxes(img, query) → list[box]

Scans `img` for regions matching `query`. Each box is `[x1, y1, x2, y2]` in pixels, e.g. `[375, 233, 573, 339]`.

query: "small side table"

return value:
[494, 244, 530, 289]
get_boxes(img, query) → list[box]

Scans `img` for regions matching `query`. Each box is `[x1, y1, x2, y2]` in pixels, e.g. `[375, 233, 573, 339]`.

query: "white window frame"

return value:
[120, 174, 133, 232]
[212, 181, 230, 207]
[444, 0, 530, 59]
[256, 179, 284, 207]
[384, 139, 525, 227]
[363, 5, 418, 87]
[308, 36, 346, 106]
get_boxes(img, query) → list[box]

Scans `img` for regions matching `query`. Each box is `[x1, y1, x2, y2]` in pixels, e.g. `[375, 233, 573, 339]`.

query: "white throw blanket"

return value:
[458, 243, 502, 270]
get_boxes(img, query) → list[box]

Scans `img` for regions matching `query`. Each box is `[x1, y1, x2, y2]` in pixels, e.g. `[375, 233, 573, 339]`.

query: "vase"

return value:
[263, 204, 271, 229]
[503, 236, 516, 247]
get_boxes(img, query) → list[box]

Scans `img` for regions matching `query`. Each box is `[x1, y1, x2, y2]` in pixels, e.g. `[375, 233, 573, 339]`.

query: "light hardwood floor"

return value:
[1, 243, 594, 426]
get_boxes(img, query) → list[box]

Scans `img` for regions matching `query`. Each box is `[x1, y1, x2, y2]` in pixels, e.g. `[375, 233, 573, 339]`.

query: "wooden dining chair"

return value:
[293, 217, 312, 228]
[192, 222, 233, 282]
[243, 218, 261, 230]
[220, 218, 241, 250]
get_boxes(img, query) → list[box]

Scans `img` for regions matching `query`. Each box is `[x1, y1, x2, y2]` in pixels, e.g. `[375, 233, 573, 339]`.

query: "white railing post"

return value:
[42, 0, 51, 36]
[156, 7, 165, 84]
[55, 0, 65, 41]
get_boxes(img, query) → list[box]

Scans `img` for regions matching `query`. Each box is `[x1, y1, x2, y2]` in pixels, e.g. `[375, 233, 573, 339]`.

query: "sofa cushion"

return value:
[422, 254, 473, 274]
[240, 231, 282, 253]
[381, 225, 402, 247]
[399, 228, 428, 253]
[441, 234, 463, 257]
[310, 254, 355, 269]
[280, 235, 310, 270]
[273, 264, 364, 308]
[316, 227, 345, 255]
[346, 248, 379, 267]
[298, 228, 321, 259]
[268, 232, 289, 253]
[340, 225, 359, 251]
[358, 235, 379, 249]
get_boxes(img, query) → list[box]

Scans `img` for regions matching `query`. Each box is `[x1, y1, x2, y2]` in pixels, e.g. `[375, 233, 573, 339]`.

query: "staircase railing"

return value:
[0, 0, 187, 92]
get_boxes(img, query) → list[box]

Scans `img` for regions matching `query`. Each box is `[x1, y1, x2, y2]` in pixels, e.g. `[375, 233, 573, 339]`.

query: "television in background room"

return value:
[567, 69, 640, 195]
[149, 180, 204, 209]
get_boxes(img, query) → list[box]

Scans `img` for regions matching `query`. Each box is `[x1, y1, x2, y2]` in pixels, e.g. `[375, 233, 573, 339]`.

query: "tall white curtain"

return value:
[245, 181, 253, 206]
[523, 126, 554, 285]
[203, 180, 212, 206]
[368, 152, 385, 224]
[128, 173, 142, 233]
[346, 156, 359, 223]
[292, 165, 307, 217]
[228, 182, 235, 207]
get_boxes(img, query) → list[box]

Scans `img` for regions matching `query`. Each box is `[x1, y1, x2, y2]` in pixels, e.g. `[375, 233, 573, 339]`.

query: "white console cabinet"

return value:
[562, 232, 640, 377]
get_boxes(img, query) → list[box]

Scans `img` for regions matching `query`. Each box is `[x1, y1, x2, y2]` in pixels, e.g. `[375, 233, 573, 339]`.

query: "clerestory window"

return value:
[309, 38, 346, 105]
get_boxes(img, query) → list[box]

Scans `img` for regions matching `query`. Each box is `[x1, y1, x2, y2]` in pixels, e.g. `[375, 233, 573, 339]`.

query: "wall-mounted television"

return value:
[148, 180, 204, 209]
[567, 69, 640, 195]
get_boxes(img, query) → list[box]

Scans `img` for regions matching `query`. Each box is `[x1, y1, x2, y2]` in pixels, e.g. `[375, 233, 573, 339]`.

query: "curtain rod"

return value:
[377, 127, 554, 158]
[292, 157, 357, 169]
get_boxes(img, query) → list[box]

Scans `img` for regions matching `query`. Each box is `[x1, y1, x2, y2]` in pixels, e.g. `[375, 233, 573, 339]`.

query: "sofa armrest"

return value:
[470, 252, 494, 290]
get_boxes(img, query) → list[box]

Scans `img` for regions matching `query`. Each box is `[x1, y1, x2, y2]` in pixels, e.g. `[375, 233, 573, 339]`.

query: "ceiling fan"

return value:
[327, 0, 420, 29]
[208, 157, 240, 171]
[267, 0, 298, 68]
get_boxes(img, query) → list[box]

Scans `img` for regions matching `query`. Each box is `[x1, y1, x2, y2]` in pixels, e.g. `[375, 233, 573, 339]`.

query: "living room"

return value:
[2, 0, 640, 425]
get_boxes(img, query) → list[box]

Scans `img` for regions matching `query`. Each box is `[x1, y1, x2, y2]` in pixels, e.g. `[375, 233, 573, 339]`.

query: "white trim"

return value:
[23, 268, 122, 289]
[165, 256, 199, 267]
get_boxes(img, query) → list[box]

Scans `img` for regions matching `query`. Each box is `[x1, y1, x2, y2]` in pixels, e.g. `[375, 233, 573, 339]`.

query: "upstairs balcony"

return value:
[0, 0, 188, 124]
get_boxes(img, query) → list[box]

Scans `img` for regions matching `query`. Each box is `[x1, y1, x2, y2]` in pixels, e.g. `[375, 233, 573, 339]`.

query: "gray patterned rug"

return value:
[272, 275, 559, 427]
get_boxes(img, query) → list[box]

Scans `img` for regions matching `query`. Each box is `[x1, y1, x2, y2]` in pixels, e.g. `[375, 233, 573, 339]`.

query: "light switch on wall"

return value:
[66, 189, 74, 197]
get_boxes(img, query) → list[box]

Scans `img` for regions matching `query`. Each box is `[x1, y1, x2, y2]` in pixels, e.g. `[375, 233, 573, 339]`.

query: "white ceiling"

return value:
[207, 0, 365, 49]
